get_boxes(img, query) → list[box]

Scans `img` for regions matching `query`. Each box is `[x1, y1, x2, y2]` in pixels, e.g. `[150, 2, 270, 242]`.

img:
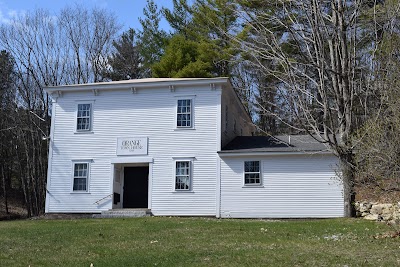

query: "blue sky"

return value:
[0, 0, 174, 32]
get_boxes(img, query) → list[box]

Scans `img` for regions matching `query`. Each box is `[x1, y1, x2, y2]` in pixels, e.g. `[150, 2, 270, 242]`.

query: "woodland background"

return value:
[1, 0, 400, 218]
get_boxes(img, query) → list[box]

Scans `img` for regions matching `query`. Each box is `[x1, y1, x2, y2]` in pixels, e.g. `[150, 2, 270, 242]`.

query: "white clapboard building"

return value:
[44, 77, 344, 218]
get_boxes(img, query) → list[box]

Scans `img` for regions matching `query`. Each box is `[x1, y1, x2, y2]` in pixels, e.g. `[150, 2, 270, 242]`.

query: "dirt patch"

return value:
[0, 196, 28, 221]
[31, 213, 95, 220]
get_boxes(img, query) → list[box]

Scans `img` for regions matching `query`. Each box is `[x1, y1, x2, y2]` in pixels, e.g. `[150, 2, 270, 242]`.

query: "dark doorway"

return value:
[123, 166, 149, 208]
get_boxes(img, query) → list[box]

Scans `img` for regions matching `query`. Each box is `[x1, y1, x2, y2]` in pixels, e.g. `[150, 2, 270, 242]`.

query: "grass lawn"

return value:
[0, 217, 399, 266]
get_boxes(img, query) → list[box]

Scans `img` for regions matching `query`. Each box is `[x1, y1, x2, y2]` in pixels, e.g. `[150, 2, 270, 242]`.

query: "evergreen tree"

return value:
[162, 0, 192, 36]
[152, 34, 214, 78]
[190, 0, 238, 76]
[137, 0, 168, 77]
[104, 29, 143, 80]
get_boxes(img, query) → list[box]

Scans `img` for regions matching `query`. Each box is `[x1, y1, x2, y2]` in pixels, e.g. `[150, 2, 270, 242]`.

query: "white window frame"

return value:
[75, 101, 94, 133]
[173, 158, 194, 191]
[174, 96, 195, 130]
[243, 160, 262, 186]
[71, 160, 91, 193]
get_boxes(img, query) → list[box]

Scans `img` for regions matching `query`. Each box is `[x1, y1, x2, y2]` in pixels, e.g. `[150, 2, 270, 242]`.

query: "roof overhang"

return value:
[44, 77, 230, 94]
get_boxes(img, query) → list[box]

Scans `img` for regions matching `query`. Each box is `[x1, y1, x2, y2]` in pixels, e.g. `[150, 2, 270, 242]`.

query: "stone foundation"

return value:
[355, 201, 400, 223]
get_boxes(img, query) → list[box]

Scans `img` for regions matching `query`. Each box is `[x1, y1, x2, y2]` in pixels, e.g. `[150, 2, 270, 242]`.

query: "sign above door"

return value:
[116, 137, 148, 156]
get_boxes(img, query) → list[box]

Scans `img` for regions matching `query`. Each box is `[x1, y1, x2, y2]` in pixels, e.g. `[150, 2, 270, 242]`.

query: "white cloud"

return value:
[0, 10, 10, 24]
[0, 2, 26, 25]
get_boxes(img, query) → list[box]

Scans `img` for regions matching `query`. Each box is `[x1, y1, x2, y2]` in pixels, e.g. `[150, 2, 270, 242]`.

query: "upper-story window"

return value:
[177, 99, 192, 128]
[77, 103, 92, 131]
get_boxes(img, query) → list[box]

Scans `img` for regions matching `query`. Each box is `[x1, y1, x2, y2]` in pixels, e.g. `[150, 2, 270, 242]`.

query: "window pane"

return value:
[245, 161, 260, 172]
[73, 178, 87, 191]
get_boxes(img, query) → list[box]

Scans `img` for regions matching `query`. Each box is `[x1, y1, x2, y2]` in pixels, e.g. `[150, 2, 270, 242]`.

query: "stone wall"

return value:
[355, 202, 400, 223]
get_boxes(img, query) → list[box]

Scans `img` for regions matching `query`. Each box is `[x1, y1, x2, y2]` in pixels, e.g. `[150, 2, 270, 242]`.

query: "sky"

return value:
[0, 0, 174, 32]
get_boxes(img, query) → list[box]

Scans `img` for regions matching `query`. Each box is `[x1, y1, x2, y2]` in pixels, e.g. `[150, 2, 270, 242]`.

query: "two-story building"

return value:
[45, 77, 344, 218]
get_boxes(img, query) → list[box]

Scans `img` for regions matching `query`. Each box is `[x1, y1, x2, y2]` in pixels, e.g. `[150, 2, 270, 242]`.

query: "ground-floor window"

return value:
[73, 162, 89, 192]
[244, 161, 261, 185]
[175, 161, 191, 190]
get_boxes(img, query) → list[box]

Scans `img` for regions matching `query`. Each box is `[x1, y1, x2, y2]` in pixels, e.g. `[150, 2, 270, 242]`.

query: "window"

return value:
[177, 99, 192, 128]
[73, 163, 89, 192]
[233, 119, 237, 133]
[175, 161, 191, 190]
[244, 161, 261, 185]
[76, 103, 92, 131]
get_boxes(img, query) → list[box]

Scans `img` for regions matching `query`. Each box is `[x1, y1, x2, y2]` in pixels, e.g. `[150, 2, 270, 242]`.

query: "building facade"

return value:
[45, 78, 344, 218]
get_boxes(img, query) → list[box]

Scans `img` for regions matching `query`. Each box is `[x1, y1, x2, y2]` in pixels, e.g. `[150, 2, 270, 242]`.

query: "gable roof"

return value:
[219, 135, 331, 155]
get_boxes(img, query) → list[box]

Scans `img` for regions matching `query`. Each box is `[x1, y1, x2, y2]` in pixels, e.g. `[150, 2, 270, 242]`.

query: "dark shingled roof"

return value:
[220, 135, 330, 153]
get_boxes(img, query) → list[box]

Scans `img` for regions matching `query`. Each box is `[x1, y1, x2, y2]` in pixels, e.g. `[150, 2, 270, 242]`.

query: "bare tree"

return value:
[0, 6, 120, 216]
[230, 0, 396, 216]
[59, 5, 120, 83]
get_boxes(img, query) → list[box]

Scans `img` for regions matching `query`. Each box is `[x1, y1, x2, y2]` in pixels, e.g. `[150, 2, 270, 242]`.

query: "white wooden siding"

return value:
[220, 154, 344, 218]
[47, 85, 220, 214]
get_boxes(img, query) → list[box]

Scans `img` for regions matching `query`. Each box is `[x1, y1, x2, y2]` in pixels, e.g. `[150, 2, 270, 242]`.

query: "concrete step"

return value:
[93, 209, 152, 218]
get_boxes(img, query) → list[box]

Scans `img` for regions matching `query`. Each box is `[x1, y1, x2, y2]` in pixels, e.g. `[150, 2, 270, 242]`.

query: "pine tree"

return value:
[151, 34, 213, 78]
[103, 29, 143, 81]
[137, 0, 169, 77]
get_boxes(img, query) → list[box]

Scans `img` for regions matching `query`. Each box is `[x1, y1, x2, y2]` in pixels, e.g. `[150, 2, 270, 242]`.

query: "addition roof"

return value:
[219, 135, 331, 155]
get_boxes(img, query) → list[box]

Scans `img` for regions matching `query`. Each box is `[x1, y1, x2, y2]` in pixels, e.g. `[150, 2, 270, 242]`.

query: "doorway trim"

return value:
[111, 157, 153, 210]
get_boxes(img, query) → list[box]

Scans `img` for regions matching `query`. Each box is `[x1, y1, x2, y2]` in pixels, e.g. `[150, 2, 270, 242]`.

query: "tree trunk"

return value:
[340, 153, 356, 217]
[1, 166, 9, 214]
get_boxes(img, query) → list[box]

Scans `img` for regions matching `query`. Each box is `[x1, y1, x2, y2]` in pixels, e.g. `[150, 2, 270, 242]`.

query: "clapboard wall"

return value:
[219, 154, 344, 218]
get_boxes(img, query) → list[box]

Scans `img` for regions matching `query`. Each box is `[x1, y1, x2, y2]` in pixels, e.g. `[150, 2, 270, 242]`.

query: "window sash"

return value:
[177, 99, 192, 127]
[73, 163, 88, 191]
[175, 161, 191, 190]
[244, 161, 261, 185]
[77, 104, 91, 131]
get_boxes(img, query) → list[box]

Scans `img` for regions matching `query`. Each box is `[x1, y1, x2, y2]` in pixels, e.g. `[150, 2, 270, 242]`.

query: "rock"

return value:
[382, 204, 393, 209]
[392, 211, 400, 220]
[381, 212, 393, 221]
[359, 202, 372, 213]
[356, 202, 400, 222]
[370, 204, 384, 215]
[364, 214, 379, 221]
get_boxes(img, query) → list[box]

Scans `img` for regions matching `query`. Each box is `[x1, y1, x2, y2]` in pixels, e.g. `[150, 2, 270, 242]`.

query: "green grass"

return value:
[0, 217, 399, 266]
